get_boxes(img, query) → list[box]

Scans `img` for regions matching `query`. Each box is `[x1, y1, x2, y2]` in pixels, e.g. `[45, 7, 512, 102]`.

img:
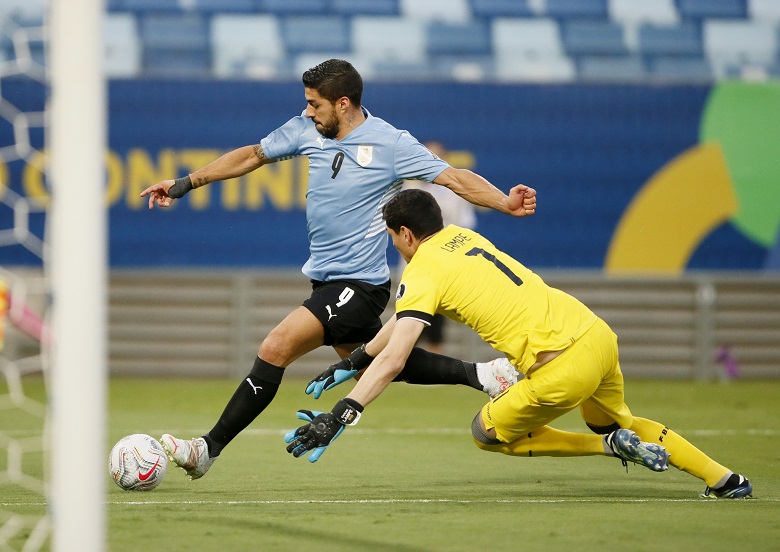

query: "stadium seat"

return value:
[638, 23, 703, 58]
[494, 54, 576, 82]
[649, 56, 713, 82]
[257, 0, 329, 15]
[562, 21, 628, 57]
[112, 0, 182, 14]
[608, 0, 679, 26]
[677, 0, 748, 20]
[749, 0, 780, 22]
[330, 0, 399, 16]
[212, 14, 284, 78]
[704, 20, 777, 69]
[104, 13, 142, 78]
[493, 18, 575, 82]
[352, 17, 425, 63]
[140, 14, 211, 77]
[545, 0, 609, 20]
[493, 18, 565, 58]
[432, 56, 495, 82]
[401, 0, 470, 22]
[469, 0, 534, 18]
[578, 55, 646, 82]
[426, 21, 491, 57]
[281, 16, 350, 56]
[370, 60, 436, 81]
[190, 0, 255, 13]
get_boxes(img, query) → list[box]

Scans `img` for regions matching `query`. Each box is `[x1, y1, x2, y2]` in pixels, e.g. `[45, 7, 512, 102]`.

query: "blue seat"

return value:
[331, 0, 399, 16]
[140, 14, 209, 77]
[144, 48, 211, 78]
[257, 0, 328, 15]
[282, 16, 350, 55]
[677, 0, 747, 20]
[649, 57, 713, 82]
[638, 23, 703, 57]
[546, 0, 608, 20]
[112, 0, 181, 13]
[426, 21, 491, 57]
[562, 21, 627, 56]
[140, 14, 208, 50]
[578, 56, 646, 82]
[469, 0, 533, 18]
[192, 0, 255, 13]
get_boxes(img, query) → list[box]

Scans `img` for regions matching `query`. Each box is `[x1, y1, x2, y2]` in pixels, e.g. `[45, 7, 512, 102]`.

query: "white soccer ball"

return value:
[108, 433, 168, 491]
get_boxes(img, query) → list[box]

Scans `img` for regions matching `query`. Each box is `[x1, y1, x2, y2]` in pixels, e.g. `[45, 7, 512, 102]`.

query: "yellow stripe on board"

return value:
[606, 143, 738, 274]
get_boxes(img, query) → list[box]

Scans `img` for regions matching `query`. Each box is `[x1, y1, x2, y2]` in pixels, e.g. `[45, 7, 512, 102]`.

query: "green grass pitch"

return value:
[4, 378, 780, 550]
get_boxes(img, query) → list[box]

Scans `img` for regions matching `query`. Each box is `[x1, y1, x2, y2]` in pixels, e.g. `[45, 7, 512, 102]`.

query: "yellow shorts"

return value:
[481, 317, 634, 443]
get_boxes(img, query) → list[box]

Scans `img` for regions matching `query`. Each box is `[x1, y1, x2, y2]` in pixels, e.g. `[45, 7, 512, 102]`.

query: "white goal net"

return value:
[1, 0, 106, 550]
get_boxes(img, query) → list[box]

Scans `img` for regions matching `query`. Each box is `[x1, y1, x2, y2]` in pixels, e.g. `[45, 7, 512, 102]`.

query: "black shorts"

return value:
[303, 279, 391, 346]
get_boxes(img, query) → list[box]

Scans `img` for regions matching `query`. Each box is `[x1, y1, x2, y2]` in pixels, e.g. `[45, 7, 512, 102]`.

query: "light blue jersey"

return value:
[261, 108, 449, 284]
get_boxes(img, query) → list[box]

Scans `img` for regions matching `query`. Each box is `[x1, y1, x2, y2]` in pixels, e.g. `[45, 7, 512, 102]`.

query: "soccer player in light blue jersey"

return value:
[140, 59, 536, 480]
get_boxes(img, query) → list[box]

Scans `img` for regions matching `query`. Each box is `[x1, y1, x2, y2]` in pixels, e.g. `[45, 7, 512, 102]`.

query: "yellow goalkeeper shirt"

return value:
[395, 225, 598, 374]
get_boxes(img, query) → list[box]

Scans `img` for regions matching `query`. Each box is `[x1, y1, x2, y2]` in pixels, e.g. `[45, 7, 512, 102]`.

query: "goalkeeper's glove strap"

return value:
[333, 398, 363, 426]
[347, 344, 374, 371]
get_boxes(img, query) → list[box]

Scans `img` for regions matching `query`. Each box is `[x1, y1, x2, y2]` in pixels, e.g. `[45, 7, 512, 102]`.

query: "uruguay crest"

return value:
[357, 144, 373, 167]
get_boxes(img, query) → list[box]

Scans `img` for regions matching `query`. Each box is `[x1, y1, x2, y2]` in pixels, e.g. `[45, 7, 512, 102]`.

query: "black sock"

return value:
[204, 357, 284, 457]
[394, 347, 481, 390]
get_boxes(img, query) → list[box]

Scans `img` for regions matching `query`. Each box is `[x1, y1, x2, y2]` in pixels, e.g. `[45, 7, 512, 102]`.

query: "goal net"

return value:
[1, 0, 106, 550]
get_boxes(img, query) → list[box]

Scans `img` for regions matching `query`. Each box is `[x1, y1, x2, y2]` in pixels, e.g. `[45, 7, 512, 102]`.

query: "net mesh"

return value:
[0, 2, 51, 550]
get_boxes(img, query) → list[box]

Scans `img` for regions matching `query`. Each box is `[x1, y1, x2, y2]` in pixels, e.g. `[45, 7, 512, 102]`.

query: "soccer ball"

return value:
[108, 433, 168, 491]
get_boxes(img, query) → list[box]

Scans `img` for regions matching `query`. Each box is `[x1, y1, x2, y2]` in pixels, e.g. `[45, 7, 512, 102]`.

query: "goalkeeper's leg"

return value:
[473, 422, 607, 456]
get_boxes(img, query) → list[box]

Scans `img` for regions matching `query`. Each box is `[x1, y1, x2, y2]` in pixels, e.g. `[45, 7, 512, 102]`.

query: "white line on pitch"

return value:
[3, 498, 776, 507]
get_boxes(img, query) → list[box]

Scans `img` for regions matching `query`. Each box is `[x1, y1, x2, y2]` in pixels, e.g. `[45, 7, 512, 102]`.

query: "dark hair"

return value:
[383, 189, 444, 239]
[302, 59, 363, 106]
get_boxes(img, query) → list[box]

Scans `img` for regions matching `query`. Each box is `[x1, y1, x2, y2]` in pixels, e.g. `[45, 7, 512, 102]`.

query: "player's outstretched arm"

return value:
[139, 144, 274, 210]
[433, 167, 537, 217]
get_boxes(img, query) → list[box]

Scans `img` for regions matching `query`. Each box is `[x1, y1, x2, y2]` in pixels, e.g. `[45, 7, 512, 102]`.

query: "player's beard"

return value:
[315, 117, 339, 139]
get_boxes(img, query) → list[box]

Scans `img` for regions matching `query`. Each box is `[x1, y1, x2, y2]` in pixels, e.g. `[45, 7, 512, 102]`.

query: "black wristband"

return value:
[168, 175, 194, 199]
[348, 344, 374, 371]
[332, 398, 364, 426]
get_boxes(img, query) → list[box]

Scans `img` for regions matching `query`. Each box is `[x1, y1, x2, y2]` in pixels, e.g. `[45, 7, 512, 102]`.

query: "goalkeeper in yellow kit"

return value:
[286, 189, 752, 499]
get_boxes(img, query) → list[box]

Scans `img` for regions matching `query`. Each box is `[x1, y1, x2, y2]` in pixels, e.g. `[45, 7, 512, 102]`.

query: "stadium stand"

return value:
[104, 13, 142, 78]
[8, 0, 774, 83]
[211, 14, 284, 79]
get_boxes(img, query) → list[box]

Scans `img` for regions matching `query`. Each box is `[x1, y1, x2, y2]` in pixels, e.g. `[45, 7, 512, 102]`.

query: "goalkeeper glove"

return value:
[305, 344, 374, 399]
[284, 398, 363, 462]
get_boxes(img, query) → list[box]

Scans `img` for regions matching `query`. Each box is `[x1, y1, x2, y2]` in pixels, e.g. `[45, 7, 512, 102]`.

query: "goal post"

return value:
[48, 0, 107, 550]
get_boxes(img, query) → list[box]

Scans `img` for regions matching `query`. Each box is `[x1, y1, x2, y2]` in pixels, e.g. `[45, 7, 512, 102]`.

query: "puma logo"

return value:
[326, 305, 337, 321]
[246, 378, 263, 394]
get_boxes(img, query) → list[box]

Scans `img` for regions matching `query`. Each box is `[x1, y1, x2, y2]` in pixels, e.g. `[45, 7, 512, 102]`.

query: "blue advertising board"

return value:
[1, 78, 778, 272]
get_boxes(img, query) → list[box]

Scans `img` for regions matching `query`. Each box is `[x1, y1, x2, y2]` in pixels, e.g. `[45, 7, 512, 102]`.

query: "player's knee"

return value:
[586, 421, 621, 435]
[471, 412, 501, 448]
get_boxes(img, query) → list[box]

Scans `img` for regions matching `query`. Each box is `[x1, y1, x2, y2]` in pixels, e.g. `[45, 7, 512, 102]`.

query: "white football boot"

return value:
[476, 358, 518, 398]
[160, 434, 215, 480]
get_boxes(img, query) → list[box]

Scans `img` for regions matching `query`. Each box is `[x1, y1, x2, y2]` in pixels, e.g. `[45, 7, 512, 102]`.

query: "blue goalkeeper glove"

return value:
[284, 399, 363, 462]
[305, 345, 374, 399]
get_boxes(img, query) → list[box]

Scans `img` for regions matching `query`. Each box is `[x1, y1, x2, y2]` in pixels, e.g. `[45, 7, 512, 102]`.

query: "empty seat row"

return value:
[103, 11, 780, 82]
[100, 0, 776, 24]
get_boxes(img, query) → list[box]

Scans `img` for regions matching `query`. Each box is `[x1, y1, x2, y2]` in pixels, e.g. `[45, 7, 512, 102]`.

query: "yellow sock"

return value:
[477, 425, 606, 457]
[629, 417, 729, 486]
